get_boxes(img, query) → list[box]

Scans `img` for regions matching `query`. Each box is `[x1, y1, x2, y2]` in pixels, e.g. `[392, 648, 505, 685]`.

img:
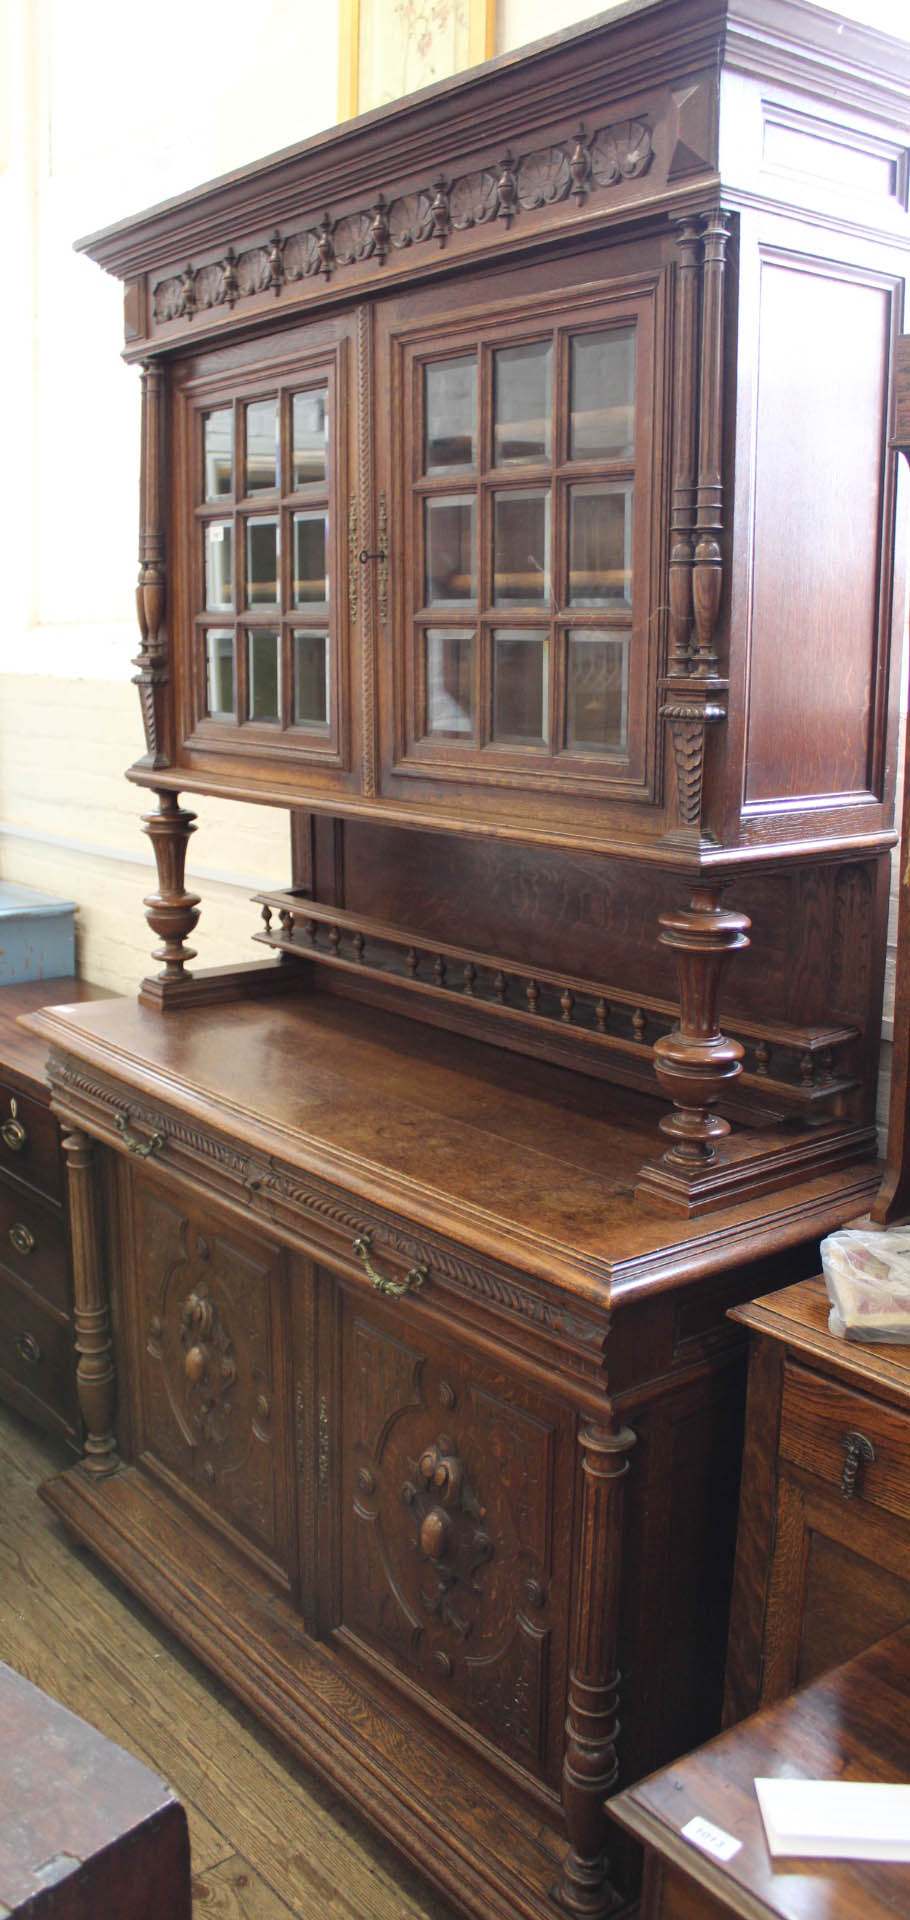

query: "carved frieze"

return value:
[149, 114, 653, 328]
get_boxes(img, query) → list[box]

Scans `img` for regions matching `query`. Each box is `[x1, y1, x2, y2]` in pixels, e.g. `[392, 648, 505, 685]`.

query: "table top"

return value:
[608, 1626, 910, 1919]
[25, 988, 882, 1306]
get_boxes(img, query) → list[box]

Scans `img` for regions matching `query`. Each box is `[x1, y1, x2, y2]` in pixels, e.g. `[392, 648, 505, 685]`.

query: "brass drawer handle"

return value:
[353, 1232, 426, 1299]
[14, 1331, 41, 1366]
[9, 1222, 35, 1256]
[115, 1112, 164, 1158]
[2, 1098, 27, 1152]
[840, 1429, 875, 1499]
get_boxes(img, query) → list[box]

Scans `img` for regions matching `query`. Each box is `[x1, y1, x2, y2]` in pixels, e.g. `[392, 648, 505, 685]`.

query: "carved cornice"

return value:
[150, 120, 652, 329]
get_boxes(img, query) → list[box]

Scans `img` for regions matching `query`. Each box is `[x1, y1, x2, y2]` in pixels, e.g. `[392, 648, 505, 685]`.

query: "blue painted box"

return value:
[0, 882, 76, 984]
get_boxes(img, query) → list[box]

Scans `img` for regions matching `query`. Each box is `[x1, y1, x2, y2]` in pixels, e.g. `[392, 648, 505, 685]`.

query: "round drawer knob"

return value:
[14, 1331, 41, 1366]
[9, 1222, 36, 1257]
[2, 1099, 27, 1152]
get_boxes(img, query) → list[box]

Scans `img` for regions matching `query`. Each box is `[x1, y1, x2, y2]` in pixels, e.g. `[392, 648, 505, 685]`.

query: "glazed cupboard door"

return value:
[373, 245, 669, 838]
[116, 1164, 300, 1597]
[169, 309, 362, 799]
[306, 1268, 576, 1793]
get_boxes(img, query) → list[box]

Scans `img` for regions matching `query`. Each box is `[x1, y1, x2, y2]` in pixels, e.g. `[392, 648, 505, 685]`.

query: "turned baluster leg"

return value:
[62, 1129, 119, 1475]
[141, 790, 201, 994]
[651, 884, 750, 1170]
[555, 1420, 636, 1919]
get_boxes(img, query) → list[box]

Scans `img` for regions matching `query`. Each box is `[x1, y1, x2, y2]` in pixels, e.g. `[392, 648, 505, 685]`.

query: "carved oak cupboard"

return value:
[28, 3, 910, 1916]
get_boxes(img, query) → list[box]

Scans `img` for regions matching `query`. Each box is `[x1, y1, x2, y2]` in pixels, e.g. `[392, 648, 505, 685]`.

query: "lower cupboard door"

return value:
[327, 1285, 576, 1791]
[124, 1169, 298, 1594]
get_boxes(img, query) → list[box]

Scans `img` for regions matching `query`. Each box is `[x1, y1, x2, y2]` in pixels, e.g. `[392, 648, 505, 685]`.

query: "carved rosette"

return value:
[149, 115, 654, 328]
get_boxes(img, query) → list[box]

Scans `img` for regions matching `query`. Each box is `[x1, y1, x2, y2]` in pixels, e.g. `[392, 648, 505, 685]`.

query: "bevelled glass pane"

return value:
[425, 628, 475, 737]
[293, 513, 328, 605]
[568, 484, 632, 606]
[248, 629, 280, 722]
[246, 517, 279, 606]
[492, 631, 547, 744]
[570, 327, 636, 460]
[566, 632, 628, 751]
[204, 409, 232, 500]
[205, 629, 234, 718]
[425, 356, 477, 473]
[245, 399, 278, 493]
[493, 489, 550, 605]
[494, 340, 552, 465]
[205, 522, 233, 609]
[293, 632, 329, 727]
[293, 389, 328, 488]
[425, 496, 476, 604]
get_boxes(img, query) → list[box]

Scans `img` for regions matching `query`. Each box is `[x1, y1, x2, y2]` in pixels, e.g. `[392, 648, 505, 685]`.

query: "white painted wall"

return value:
[0, 0, 908, 1002]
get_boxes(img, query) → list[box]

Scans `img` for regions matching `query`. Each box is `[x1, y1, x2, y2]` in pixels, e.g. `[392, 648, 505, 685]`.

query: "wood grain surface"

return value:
[0, 1403, 459, 1920]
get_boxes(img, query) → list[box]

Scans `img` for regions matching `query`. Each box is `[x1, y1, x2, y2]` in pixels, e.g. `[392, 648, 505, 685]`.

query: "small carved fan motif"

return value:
[591, 119, 653, 185]
[388, 192, 434, 248]
[334, 212, 375, 265]
[449, 170, 497, 229]
[284, 230, 321, 280]
[236, 247, 272, 297]
[517, 145, 572, 209]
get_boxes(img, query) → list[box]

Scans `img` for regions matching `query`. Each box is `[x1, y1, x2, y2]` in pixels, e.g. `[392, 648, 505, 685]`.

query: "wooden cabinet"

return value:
[610, 1627, 910, 1920]
[723, 1277, 910, 1725]
[25, 5, 910, 1917]
[0, 980, 107, 1447]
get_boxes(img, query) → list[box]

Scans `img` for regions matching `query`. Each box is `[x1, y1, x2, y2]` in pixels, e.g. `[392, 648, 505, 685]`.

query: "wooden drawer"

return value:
[0, 1273, 78, 1437]
[779, 1359, 910, 1524]
[0, 1078, 62, 1202]
[0, 1183, 69, 1314]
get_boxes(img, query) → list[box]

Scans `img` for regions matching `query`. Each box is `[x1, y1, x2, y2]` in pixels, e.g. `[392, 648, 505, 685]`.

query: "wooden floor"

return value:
[0, 1405, 461, 1920]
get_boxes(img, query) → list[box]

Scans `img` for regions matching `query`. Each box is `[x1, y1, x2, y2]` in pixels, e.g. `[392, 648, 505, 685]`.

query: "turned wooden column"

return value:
[667, 215, 700, 673]
[139, 790, 201, 1007]
[661, 208, 731, 843]
[555, 1419, 635, 1919]
[636, 883, 750, 1213]
[134, 361, 170, 769]
[61, 1129, 119, 1475]
[692, 209, 729, 673]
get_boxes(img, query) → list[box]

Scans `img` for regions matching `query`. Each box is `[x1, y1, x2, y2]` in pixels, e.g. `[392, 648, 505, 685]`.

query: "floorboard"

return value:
[0, 1405, 461, 1920]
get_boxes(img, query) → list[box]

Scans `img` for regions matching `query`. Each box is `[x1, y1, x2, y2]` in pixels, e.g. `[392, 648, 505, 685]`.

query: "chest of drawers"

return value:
[0, 980, 107, 1447]
[723, 1276, 910, 1725]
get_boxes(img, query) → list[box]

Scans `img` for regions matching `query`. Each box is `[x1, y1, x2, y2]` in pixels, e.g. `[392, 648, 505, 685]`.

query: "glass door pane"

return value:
[204, 410, 232, 499]
[245, 399, 278, 493]
[570, 328, 636, 460]
[293, 632, 329, 727]
[425, 629, 475, 736]
[493, 341, 552, 465]
[206, 630, 235, 718]
[425, 496, 476, 604]
[246, 518, 279, 606]
[566, 632, 628, 750]
[568, 485, 632, 606]
[292, 390, 328, 488]
[492, 631, 547, 744]
[205, 523, 233, 609]
[293, 513, 328, 605]
[493, 490, 550, 605]
[248, 630, 280, 721]
[425, 356, 477, 472]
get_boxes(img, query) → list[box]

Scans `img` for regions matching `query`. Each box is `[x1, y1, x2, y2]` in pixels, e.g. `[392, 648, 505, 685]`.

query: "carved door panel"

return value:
[124, 1168, 297, 1592]
[325, 1283, 576, 1789]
